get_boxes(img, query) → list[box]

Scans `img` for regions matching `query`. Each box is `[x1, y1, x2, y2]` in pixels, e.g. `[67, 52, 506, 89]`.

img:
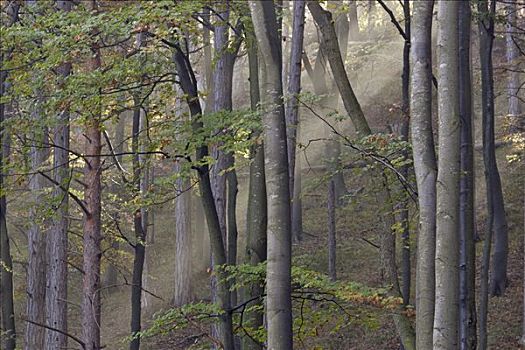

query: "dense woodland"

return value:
[0, 0, 524, 349]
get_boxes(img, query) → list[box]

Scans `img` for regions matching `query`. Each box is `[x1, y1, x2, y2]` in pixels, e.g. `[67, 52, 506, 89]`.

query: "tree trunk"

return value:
[81, 3, 103, 348]
[328, 179, 336, 281]
[307, 1, 371, 136]
[348, 1, 360, 41]
[410, 2, 436, 349]
[173, 39, 234, 350]
[0, 6, 18, 350]
[480, 0, 510, 300]
[285, 0, 305, 243]
[174, 95, 192, 307]
[506, 0, 522, 125]
[249, 1, 293, 348]
[458, 3, 477, 349]
[399, 0, 411, 308]
[434, 2, 460, 349]
[242, 36, 267, 350]
[130, 94, 146, 350]
[26, 88, 48, 350]
[103, 111, 126, 290]
[478, 0, 508, 348]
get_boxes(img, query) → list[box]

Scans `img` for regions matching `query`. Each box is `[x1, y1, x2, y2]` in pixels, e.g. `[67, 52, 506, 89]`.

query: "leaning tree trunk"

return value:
[458, 3, 477, 349]
[285, 0, 305, 243]
[249, 2, 293, 349]
[410, 2, 436, 349]
[173, 39, 234, 350]
[434, 2, 460, 349]
[81, 3, 103, 348]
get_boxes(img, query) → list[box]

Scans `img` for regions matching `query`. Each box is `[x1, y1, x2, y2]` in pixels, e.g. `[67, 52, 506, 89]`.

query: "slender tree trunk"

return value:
[478, 1, 504, 348]
[0, 6, 18, 350]
[433, 2, 460, 349]
[458, 3, 477, 349]
[174, 93, 192, 307]
[399, 0, 411, 308]
[103, 112, 126, 289]
[410, 2, 436, 349]
[26, 90, 47, 350]
[45, 6, 71, 347]
[242, 36, 267, 350]
[249, 2, 293, 348]
[506, 0, 522, 125]
[479, 0, 510, 300]
[130, 94, 146, 350]
[173, 40, 234, 350]
[81, 3, 103, 348]
[328, 179, 336, 281]
[348, 1, 360, 41]
[307, 1, 371, 136]
[286, 0, 305, 243]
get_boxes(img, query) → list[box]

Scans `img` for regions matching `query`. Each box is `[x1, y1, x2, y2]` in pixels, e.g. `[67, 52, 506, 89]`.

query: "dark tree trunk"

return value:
[173, 40, 234, 350]
[81, 3, 103, 348]
[0, 6, 18, 350]
[130, 95, 146, 350]
[479, 0, 509, 300]
[458, 3, 477, 349]
[285, 0, 305, 242]
[399, 0, 411, 308]
[478, 0, 508, 348]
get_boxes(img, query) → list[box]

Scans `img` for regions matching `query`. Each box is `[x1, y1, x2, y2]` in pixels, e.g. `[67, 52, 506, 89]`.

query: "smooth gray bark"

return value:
[506, 0, 522, 121]
[242, 35, 267, 350]
[434, 2, 460, 349]
[285, 0, 305, 243]
[249, 1, 293, 348]
[458, 3, 477, 349]
[348, 1, 360, 41]
[410, 2, 436, 349]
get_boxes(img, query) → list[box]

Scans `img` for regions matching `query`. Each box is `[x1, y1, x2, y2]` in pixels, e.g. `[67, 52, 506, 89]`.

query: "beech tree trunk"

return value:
[242, 34, 267, 350]
[81, 3, 103, 348]
[348, 1, 360, 41]
[307, 1, 371, 136]
[506, 0, 522, 123]
[410, 2, 436, 349]
[479, 0, 509, 300]
[328, 179, 336, 281]
[0, 6, 18, 350]
[173, 39, 234, 350]
[458, 3, 477, 349]
[434, 2, 460, 349]
[249, 1, 293, 348]
[285, 0, 305, 243]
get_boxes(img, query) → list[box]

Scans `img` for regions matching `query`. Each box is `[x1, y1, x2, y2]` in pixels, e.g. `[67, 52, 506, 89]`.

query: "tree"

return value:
[249, 1, 293, 348]
[327, 179, 336, 281]
[285, 0, 305, 243]
[434, 2, 460, 349]
[44, 4, 71, 349]
[242, 27, 267, 350]
[0, 4, 19, 349]
[410, 2, 436, 348]
[172, 36, 234, 349]
[506, 0, 522, 124]
[458, 2, 477, 349]
[81, 2, 103, 349]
